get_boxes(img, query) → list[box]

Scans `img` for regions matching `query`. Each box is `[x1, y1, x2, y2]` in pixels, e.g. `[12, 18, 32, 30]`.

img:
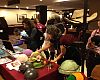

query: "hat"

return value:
[22, 49, 33, 56]
[58, 60, 80, 75]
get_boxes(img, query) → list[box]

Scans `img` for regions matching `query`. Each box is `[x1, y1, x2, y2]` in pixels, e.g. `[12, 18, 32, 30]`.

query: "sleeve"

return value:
[30, 28, 37, 39]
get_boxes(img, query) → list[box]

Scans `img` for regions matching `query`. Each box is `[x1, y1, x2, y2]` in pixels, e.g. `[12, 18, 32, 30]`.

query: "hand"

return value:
[50, 59, 56, 63]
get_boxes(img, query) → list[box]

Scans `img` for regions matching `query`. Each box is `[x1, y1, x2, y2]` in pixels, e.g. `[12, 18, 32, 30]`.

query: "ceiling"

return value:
[0, 0, 100, 12]
[0, 0, 84, 10]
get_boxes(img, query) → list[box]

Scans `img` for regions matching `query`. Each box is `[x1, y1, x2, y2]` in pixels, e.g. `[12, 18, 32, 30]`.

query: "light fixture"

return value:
[4, 5, 7, 7]
[55, 0, 70, 2]
[69, 13, 72, 16]
[26, 7, 29, 9]
[16, 6, 19, 8]
[36, 12, 39, 14]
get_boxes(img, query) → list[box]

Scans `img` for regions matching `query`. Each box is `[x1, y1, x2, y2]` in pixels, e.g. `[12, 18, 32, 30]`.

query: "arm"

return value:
[30, 41, 52, 57]
[51, 45, 66, 62]
[37, 42, 52, 53]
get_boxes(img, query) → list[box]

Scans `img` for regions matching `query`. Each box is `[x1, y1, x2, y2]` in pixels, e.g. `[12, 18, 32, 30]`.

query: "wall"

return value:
[0, 8, 59, 25]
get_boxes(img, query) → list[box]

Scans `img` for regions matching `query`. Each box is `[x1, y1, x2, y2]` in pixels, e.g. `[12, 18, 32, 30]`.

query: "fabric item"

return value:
[0, 49, 5, 55]
[60, 34, 78, 46]
[0, 49, 10, 58]
[20, 30, 28, 37]
[72, 73, 84, 80]
[22, 49, 33, 56]
[58, 60, 80, 75]
[16, 54, 28, 63]
[66, 75, 76, 80]
[36, 23, 45, 29]
[13, 39, 25, 46]
[6, 60, 21, 71]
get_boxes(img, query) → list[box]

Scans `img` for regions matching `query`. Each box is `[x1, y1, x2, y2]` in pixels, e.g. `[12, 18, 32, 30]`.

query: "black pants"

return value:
[86, 49, 100, 77]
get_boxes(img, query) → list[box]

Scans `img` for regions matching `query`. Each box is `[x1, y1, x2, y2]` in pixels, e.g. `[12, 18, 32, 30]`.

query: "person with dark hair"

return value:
[0, 17, 9, 40]
[86, 19, 100, 79]
[0, 17, 15, 52]
[22, 18, 42, 51]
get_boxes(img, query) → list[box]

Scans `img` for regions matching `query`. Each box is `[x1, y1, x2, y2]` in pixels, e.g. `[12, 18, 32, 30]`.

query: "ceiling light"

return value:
[26, 7, 29, 9]
[52, 9, 54, 10]
[69, 13, 72, 16]
[36, 12, 40, 14]
[4, 5, 7, 7]
[16, 6, 19, 8]
[40, 0, 42, 1]
[55, 0, 70, 2]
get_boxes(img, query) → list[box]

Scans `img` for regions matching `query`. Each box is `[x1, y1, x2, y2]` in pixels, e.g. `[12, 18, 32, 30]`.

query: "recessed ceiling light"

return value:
[4, 5, 7, 7]
[26, 7, 29, 9]
[52, 9, 54, 10]
[16, 6, 19, 8]
[55, 0, 70, 2]
[40, 0, 42, 1]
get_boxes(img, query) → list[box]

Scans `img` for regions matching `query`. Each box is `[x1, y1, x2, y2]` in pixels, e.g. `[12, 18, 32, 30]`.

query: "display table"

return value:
[0, 62, 59, 80]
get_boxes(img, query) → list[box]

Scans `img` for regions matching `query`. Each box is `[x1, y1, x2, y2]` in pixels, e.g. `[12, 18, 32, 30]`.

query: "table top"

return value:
[0, 62, 59, 80]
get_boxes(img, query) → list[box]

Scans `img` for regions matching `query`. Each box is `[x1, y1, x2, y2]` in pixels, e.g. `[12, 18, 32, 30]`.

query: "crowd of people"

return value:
[11, 16, 100, 80]
[86, 18, 100, 79]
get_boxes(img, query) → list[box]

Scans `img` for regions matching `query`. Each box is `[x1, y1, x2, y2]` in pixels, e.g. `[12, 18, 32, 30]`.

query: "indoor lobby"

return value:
[0, 0, 100, 80]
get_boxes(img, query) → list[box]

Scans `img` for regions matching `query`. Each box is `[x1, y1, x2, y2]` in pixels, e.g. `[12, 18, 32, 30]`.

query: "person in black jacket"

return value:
[22, 18, 43, 51]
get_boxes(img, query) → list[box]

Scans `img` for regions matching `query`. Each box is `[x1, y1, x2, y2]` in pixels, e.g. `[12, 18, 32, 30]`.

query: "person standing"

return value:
[22, 18, 41, 51]
[86, 19, 100, 79]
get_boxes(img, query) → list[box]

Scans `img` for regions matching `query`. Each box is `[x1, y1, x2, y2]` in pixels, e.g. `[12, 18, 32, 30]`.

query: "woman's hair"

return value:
[46, 25, 62, 39]
[47, 19, 55, 25]
[55, 23, 65, 34]
[33, 18, 39, 24]
[22, 18, 35, 29]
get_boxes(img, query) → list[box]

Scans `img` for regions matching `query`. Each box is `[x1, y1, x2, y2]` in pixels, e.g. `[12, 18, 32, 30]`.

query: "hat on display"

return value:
[0, 49, 5, 55]
[16, 54, 28, 63]
[0, 49, 10, 58]
[58, 60, 80, 75]
[24, 68, 38, 80]
[19, 62, 33, 73]
[22, 49, 33, 56]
